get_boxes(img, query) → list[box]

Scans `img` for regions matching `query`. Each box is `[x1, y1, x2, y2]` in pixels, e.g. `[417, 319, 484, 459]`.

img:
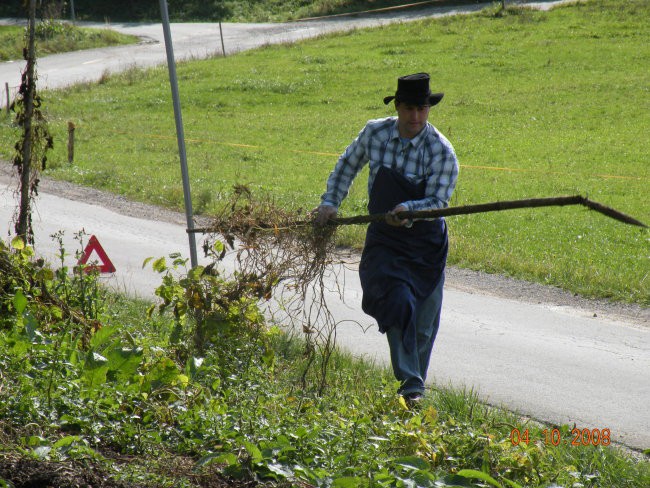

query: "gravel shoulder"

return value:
[2, 162, 647, 328]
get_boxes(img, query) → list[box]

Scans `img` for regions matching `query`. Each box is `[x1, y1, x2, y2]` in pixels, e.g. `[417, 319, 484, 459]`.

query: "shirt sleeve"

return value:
[320, 124, 370, 210]
[402, 134, 459, 212]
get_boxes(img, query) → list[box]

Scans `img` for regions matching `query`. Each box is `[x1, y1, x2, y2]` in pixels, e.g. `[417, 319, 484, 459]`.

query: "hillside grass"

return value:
[0, 0, 648, 304]
[0, 22, 138, 62]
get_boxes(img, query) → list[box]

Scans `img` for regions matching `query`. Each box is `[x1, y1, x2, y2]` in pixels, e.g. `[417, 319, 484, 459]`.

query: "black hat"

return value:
[383, 73, 444, 106]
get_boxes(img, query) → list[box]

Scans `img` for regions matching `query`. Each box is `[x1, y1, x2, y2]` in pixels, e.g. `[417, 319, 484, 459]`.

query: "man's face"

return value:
[396, 102, 430, 138]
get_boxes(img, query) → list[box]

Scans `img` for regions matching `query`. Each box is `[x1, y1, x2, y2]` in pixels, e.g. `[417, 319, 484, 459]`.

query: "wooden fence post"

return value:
[67, 121, 75, 163]
[219, 22, 226, 57]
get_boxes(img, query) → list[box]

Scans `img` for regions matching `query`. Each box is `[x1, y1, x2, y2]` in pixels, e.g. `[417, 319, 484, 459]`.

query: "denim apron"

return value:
[359, 166, 448, 353]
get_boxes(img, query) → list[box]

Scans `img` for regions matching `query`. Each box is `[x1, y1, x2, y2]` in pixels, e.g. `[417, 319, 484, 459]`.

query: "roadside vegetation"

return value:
[0, 0, 646, 304]
[1, 236, 648, 487]
[0, 1, 505, 23]
[0, 22, 137, 62]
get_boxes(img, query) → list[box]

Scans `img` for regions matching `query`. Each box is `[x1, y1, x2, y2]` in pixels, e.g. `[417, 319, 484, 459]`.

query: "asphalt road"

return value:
[1, 0, 648, 452]
[2, 1, 573, 93]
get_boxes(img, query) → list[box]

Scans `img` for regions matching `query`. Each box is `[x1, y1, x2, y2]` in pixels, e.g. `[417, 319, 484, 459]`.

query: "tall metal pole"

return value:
[70, 0, 76, 23]
[159, 0, 198, 267]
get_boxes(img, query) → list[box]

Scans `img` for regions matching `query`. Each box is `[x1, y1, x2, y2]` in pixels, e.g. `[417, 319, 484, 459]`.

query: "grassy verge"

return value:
[1, 239, 648, 487]
[0, 0, 648, 305]
[0, 21, 138, 62]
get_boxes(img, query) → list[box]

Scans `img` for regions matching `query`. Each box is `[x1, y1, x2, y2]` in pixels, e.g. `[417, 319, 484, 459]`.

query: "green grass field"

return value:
[1, 0, 648, 304]
[0, 22, 137, 61]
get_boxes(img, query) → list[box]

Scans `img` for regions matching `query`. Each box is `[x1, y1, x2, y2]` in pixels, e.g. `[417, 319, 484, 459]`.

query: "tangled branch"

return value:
[201, 186, 346, 394]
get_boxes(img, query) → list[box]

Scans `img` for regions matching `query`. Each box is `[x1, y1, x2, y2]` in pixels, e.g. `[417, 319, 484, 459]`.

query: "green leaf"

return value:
[142, 256, 154, 269]
[48, 305, 63, 319]
[243, 441, 263, 463]
[90, 352, 108, 364]
[33, 446, 51, 459]
[22, 435, 45, 447]
[144, 357, 180, 391]
[12, 289, 28, 314]
[176, 373, 189, 387]
[196, 452, 237, 468]
[190, 356, 204, 372]
[21, 246, 34, 258]
[24, 312, 39, 342]
[152, 256, 167, 273]
[89, 325, 118, 350]
[106, 347, 143, 382]
[266, 463, 292, 479]
[261, 346, 275, 369]
[10, 236, 24, 250]
[36, 268, 55, 282]
[456, 469, 503, 488]
[394, 456, 430, 471]
[188, 265, 205, 281]
[53, 436, 81, 448]
[502, 479, 524, 488]
[436, 475, 471, 487]
[332, 477, 368, 488]
[82, 353, 110, 389]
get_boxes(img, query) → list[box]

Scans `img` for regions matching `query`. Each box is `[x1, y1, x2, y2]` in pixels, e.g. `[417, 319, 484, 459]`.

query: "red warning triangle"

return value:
[78, 235, 116, 273]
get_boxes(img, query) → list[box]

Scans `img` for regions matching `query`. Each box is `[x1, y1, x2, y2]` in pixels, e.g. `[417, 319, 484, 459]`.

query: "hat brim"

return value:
[383, 92, 444, 106]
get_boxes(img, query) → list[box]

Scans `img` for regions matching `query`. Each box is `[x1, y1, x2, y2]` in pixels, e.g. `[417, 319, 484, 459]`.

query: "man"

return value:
[313, 73, 459, 406]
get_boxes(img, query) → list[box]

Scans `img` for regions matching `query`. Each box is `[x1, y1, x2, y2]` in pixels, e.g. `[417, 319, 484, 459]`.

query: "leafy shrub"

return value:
[35, 19, 78, 41]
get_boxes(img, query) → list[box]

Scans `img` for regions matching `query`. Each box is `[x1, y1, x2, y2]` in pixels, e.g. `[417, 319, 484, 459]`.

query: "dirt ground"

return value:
[0, 453, 263, 488]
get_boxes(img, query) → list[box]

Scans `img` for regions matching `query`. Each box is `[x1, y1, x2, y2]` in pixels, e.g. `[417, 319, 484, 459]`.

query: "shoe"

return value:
[403, 391, 424, 408]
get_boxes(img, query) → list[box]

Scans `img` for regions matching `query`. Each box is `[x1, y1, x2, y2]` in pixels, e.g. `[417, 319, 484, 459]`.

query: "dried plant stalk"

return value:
[202, 186, 344, 394]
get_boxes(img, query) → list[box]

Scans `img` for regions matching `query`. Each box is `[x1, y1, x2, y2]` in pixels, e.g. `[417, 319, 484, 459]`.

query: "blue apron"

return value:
[359, 166, 448, 352]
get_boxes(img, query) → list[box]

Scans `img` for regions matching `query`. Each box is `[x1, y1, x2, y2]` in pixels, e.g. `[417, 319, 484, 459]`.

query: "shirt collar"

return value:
[389, 119, 430, 149]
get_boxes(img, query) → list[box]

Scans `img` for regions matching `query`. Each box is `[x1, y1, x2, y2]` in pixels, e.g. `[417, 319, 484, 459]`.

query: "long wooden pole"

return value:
[330, 195, 647, 228]
[188, 195, 647, 234]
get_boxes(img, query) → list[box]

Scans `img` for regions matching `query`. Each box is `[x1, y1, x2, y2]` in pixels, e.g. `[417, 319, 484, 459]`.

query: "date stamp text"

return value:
[510, 427, 611, 447]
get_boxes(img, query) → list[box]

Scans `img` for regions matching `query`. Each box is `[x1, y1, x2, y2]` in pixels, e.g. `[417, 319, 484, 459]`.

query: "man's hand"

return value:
[311, 205, 337, 226]
[386, 204, 411, 227]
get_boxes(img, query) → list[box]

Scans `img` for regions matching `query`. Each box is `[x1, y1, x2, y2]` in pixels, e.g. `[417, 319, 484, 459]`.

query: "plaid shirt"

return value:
[321, 117, 459, 212]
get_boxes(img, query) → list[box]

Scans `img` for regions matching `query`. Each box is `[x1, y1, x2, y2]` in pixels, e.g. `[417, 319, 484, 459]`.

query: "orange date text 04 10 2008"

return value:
[510, 428, 611, 447]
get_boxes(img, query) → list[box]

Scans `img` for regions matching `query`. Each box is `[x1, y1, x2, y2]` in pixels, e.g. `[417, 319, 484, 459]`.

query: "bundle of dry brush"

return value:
[200, 186, 345, 392]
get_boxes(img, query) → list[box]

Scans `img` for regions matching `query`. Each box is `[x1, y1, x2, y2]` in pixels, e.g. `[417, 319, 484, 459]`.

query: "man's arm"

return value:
[319, 125, 370, 210]
[313, 124, 370, 225]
